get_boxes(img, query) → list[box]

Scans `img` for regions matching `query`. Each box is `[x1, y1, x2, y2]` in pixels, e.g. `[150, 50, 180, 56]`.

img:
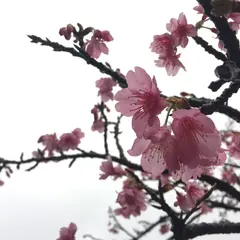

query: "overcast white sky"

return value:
[0, 0, 240, 239]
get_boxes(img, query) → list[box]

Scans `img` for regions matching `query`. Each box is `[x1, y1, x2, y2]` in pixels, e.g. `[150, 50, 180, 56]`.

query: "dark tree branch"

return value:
[207, 200, 240, 212]
[98, 103, 109, 155]
[185, 220, 240, 239]
[200, 80, 240, 115]
[133, 216, 168, 240]
[113, 115, 127, 160]
[197, 0, 240, 66]
[200, 174, 240, 202]
[28, 35, 127, 88]
[192, 36, 227, 62]
[28, 35, 240, 122]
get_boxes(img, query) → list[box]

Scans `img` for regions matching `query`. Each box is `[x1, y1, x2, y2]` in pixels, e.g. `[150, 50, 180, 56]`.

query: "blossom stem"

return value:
[164, 105, 173, 126]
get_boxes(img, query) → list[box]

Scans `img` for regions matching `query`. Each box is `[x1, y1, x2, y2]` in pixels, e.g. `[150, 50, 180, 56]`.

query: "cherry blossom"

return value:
[38, 133, 59, 157]
[115, 67, 168, 138]
[193, 4, 205, 15]
[115, 186, 147, 218]
[83, 29, 113, 59]
[99, 156, 125, 180]
[95, 77, 116, 102]
[184, 182, 205, 203]
[174, 192, 194, 212]
[174, 182, 205, 212]
[57, 222, 77, 240]
[140, 127, 180, 178]
[155, 53, 186, 76]
[59, 24, 75, 40]
[91, 119, 105, 133]
[150, 33, 176, 57]
[59, 128, 85, 151]
[166, 13, 197, 48]
[171, 109, 222, 169]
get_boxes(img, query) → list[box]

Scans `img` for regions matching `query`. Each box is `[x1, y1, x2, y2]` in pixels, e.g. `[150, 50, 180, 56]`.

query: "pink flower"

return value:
[59, 24, 75, 40]
[193, 4, 205, 14]
[38, 133, 59, 157]
[57, 222, 77, 240]
[95, 78, 116, 102]
[155, 53, 185, 76]
[140, 127, 180, 178]
[160, 224, 170, 234]
[175, 182, 204, 212]
[83, 29, 113, 59]
[166, 13, 197, 48]
[99, 157, 125, 180]
[115, 67, 168, 138]
[91, 119, 105, 133]
[59, 128, 85, 151]
[222, 167, 238, 184]
[171, 109, 222, 169]
[174, 192, 194, 212]
[150, 33, 176, 57]
[184, 182, 205, 203]
[115, 186, 147, 218]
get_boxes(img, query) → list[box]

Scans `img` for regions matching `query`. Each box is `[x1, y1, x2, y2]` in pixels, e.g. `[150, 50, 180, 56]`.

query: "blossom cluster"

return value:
[114, 179, 147, 218]
[59, 23, 113, 59]
[150, 13, 197, 76]
[35, 128, 85, 157]
[114, 67, 225, 182]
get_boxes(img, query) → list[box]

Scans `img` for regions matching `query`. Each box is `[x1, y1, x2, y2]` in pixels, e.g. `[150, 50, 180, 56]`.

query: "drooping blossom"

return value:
[57, 222, 77, 240]
[129, 108, 225, 182]
[184, 182, 205, 203]
[115, 67, 168, 138]
[174, 192, 194, 212]
[115, 179, 147, 218]
[95, 77, 116, 102]
[160, 224, 170, 234]
[174, 182, 205, 212]
[83, 29, 113, 59]
[155, 53, 186, 76]
[140, 127, 180, 178]
[90, 105, 105, 133]
[166, 13, 197, 48]
[171, 109, 222, 169]
[222, 167, 238, 184]
[99, 156, 125, 180]
[150, 33, 176, 57]
[59, 24, 75, 40]
[38, 133, 59, 157]
[91, 119, 105, 133]
[59, 128, 85, 151]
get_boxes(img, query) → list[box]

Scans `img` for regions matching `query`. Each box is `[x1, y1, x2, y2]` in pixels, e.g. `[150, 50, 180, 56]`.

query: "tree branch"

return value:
[185, 220, 240, 239]
[197, 0, 240, 66]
